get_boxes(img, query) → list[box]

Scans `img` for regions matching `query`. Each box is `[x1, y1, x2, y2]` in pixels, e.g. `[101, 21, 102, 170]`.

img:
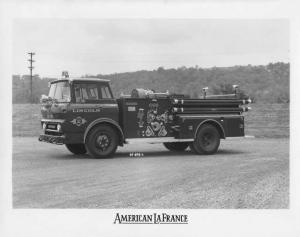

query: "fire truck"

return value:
[38, 77, 251, 158]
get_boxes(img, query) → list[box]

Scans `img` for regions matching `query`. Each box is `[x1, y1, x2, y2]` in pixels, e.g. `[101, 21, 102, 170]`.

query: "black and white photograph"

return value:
[12, 18, 289, 209]
[1, 0, 300, 237]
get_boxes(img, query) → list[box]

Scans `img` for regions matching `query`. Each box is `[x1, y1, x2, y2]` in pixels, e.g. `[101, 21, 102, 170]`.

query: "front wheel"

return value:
[192, 124, 220, 155]
[85, 125, 118, 158]
[163, 142, 189, 152]
[65, 144, 87, 155]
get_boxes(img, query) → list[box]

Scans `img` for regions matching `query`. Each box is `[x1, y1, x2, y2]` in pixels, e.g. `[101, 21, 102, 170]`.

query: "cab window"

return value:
[74, 83, 112, 103]
[100, 85, 113, 99]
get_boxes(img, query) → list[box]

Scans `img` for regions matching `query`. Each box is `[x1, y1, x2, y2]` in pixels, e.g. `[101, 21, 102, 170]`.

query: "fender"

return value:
[194, 119, 226, 139]
[83, 118, 125, 145]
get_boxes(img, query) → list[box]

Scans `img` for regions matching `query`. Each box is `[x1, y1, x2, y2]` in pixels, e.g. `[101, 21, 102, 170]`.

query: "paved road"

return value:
[13, 137, 289, 208]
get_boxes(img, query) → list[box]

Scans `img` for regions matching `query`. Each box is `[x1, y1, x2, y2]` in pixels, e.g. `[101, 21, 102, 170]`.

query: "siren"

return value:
[232, 85, 239, 97]
[62, 71, 69, 78]
[202, 87, 208, 99]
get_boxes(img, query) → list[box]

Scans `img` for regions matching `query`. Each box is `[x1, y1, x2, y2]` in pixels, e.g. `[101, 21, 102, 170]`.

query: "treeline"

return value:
[13, 62, 289, 103]
[12, 75, 55, 103]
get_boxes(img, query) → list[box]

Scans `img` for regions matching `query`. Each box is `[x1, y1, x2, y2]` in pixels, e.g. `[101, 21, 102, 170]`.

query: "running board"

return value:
[125, 137, 194, 144]
[224, 135, 255, 140]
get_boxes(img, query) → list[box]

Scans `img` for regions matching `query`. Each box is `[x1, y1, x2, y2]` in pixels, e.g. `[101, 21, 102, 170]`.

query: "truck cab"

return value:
[39, 78, 124, 156]
[39, 77, 251, 158]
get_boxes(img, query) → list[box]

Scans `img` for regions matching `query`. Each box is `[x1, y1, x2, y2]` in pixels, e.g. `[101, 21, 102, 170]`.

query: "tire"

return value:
[65, 144, 87, 155]
[85, 125, 118, 158]
[192, 124, 220, 155]
[163, 142, 189, 152]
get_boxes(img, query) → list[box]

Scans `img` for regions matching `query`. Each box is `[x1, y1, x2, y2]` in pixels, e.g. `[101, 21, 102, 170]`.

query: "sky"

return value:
[13, 19, 289, 77]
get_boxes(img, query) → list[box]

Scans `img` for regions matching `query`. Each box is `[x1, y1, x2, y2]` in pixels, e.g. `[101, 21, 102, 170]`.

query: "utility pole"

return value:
[28, 52, 35, 103]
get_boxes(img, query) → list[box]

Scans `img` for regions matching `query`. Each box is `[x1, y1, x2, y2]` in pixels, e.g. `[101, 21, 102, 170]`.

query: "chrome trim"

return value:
[70, 103, 118, 109]
[45, 126, 60, 132]
[242, 107, 251, 112]
[70, 78, 110, 82]
[45, 124, 62, 132]
[41, 119, 65, 123]
[173, 107, 184, 113]
[226, 135, 255, 139]
[177, 114, 242, 118]
[125, 137, 194, 144]
[205, 93, 236, 98]
[41, 120, 63, 132]
[39, 134, 65, 145]
[45, 128, 60, 132]
[100, 104, 118, 107]
[51, 78, 110, 84]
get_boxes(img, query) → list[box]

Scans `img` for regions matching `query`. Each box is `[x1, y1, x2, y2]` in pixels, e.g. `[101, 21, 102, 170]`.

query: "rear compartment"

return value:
[117, 97, 174, 139]
[117, 94, 250, 140]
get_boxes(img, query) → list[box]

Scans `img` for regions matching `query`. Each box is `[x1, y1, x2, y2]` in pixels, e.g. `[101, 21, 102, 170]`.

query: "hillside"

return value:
[13, 62, 289, 103]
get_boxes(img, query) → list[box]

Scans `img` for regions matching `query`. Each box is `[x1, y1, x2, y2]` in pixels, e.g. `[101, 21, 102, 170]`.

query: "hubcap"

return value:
[96, 134, 110, 151]
[202, 133, 214, 148]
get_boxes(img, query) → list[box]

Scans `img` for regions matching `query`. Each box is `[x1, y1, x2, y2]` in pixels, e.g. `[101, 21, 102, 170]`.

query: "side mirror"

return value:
[40, 94, 49, 103]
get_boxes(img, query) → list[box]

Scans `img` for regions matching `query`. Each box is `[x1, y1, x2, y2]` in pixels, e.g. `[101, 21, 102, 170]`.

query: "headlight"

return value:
[57, 124, 62, 132]
[42, 123, 46, 131]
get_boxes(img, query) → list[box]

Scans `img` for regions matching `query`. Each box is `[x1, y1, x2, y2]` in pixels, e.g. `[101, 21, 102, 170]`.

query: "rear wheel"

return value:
[85, 125, 118, 158]
[163, 142, 189, 152]
[192, 124, 220, 155]
[65, 144, 87, 155]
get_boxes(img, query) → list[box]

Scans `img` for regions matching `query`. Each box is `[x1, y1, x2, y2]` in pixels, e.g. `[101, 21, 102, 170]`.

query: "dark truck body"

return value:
[38, 78, 251, 158]
[117, 97, 245, 139]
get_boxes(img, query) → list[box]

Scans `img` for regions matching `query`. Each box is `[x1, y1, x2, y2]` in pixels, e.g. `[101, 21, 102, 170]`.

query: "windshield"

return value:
[48, 81, 71, 102]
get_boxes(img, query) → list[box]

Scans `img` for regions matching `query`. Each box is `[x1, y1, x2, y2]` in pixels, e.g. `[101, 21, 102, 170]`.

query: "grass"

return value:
[12, 103, 289, 138]
[244, 103, 289, 138]
[13, 104, 42, 137]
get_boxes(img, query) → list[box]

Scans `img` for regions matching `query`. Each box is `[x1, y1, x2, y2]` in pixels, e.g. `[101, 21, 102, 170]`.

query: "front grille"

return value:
[46, 123, 57, 130]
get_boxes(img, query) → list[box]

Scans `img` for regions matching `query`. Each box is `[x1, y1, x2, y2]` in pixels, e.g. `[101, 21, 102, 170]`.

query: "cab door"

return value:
[66, 81, 119, 135]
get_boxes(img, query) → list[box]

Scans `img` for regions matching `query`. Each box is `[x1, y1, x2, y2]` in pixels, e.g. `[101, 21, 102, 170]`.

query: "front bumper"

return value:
[38, 134, 65, 145]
